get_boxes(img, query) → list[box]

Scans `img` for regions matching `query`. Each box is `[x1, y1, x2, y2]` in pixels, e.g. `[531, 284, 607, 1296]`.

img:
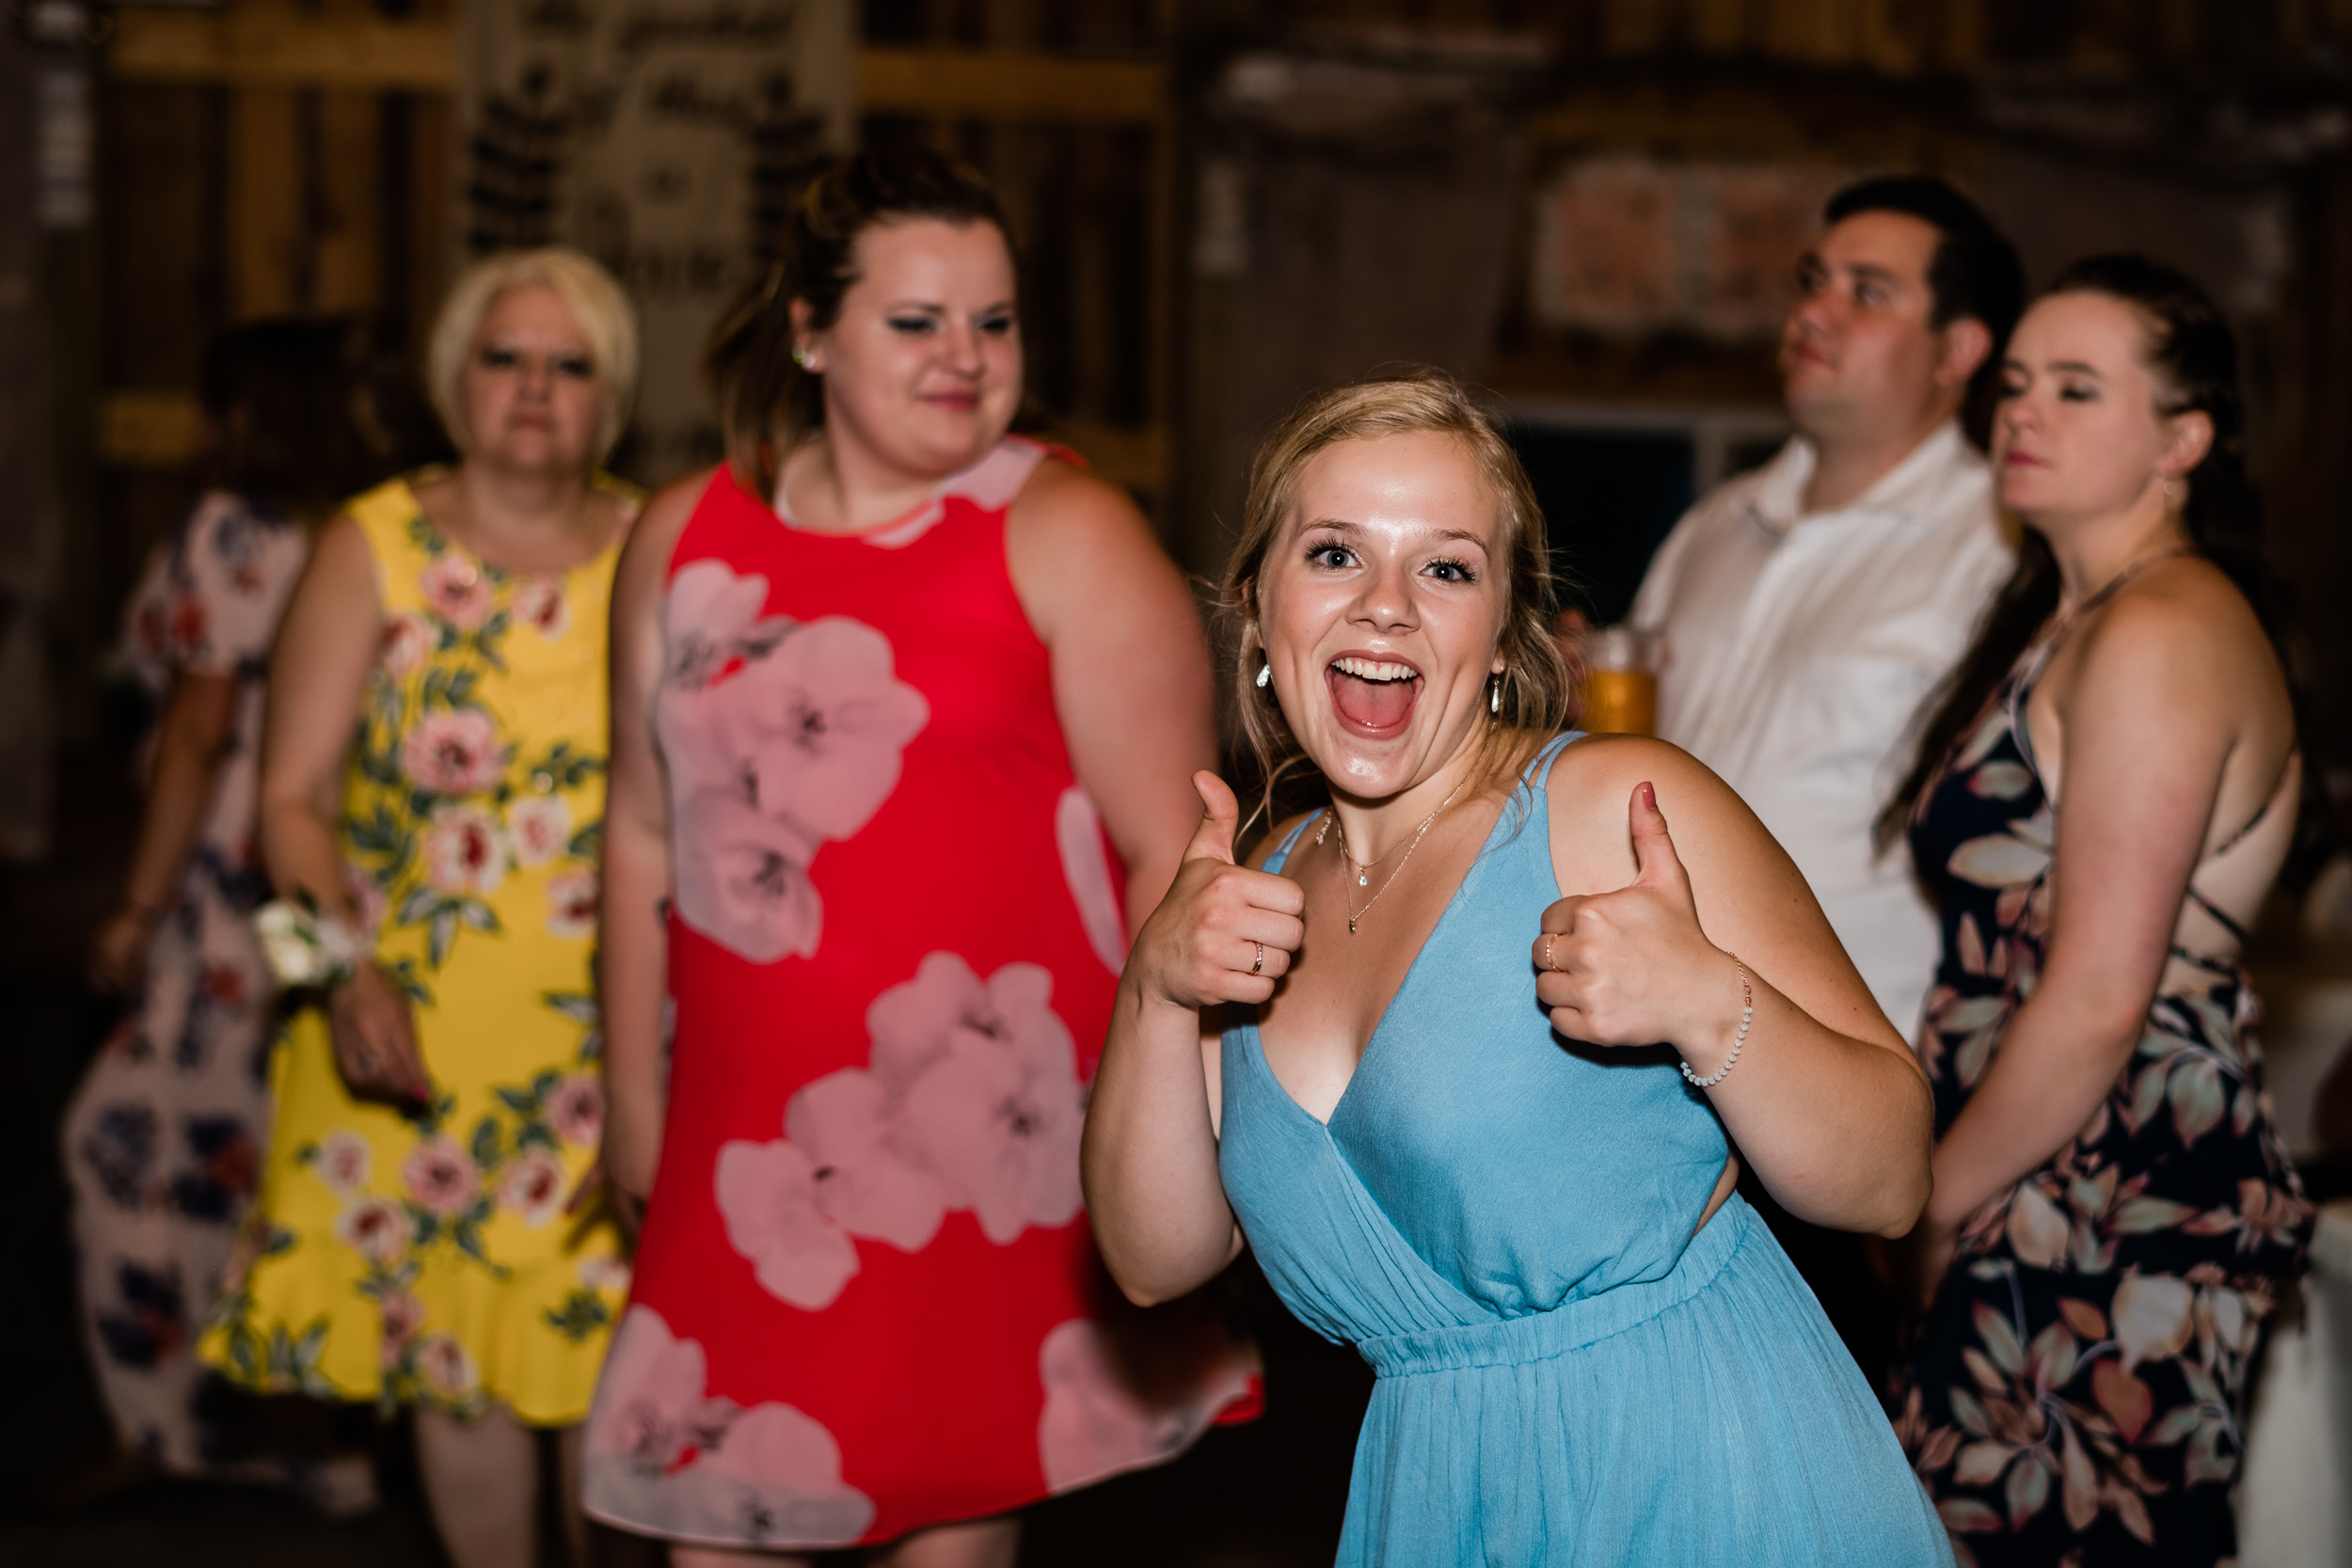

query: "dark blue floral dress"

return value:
[61, 493, 308, 1472]
[1894, 594, 2312, 1566]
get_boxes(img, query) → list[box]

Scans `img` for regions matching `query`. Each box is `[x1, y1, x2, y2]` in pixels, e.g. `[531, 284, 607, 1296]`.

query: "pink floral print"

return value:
[419, 555, 494, 631]
[311, 1131, 372, 1196]
[421, 804, 509, 898]
[378, 1291, 426, 1367]
[513, 577, 569, 638]
[506, 795, 572, 866]
[547, 868, 598, 940]
[577, 1254, 632, 1294]
[498, 1148, 566, 1227]
[718, 616, 930, 840]
[1055, 785, 1127, 976]
[547, 1074, 605, 1147]
[403, 707, 508, 796]
[786, 1069, 950, 1253]
[658, 561, 929, 964]
[714, 954, 1088, 1309]
[402, 1137, 479, 1219]
[584, 1307, 875, 1547]
[714, 1137, 863, 1311]
[671, 792, 823, 963]
[415, 1334, 481, 1400]
[661, 559, 789, 692]
[334, 1196, 408, 1265]
[380, 611, 436, 676]
[1036, 1319, 1261, 1494]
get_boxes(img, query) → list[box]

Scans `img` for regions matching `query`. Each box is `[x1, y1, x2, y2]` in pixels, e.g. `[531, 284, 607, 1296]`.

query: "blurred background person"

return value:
[1887, 256, 2312, 1565]
[589, 148, 1248, 1567]
[60, 316, 389, 1503]
[1626, 176, 2026, 1378]
[199, 249, 641, 1568]
[1630, 174, 2026, 1041]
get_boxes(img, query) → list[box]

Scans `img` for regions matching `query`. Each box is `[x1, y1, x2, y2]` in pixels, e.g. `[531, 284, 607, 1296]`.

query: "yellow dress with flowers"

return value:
[200, 472, 636, 1425]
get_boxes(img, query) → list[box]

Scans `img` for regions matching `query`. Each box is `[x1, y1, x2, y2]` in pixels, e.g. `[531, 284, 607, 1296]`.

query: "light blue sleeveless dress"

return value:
[1218, 735, 1954, 1567]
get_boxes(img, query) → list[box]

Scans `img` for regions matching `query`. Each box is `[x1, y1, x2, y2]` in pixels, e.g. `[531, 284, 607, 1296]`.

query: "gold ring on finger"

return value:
[1542, 934, 1557, 971]
[1251, 942, 1265, 975]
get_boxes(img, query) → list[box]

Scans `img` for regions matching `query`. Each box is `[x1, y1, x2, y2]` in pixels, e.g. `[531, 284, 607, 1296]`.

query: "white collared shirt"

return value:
[1630, 420, 2013, 1037]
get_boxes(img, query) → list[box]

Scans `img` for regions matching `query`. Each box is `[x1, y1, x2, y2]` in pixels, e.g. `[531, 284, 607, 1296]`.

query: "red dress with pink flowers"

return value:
[583, 438, 1257, 1552]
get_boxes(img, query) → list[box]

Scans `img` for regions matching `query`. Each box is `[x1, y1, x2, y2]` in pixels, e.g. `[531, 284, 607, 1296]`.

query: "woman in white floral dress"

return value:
[65, 318, 382, 1492]
[199, 250, 640, 1568]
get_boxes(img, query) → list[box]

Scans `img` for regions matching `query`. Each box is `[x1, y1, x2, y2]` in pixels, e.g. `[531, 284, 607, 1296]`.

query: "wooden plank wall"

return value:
[84, 0, 1183, 748]
[96, 0, 1175, 506]
[96, 0, 2352, 482]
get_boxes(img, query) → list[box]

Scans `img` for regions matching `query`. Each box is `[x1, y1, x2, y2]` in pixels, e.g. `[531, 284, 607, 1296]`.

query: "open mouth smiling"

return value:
[1327, 654, 1422, 736]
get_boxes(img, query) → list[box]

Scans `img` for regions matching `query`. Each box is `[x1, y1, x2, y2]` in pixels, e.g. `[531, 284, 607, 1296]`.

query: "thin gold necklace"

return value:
[1315, 776, 1469, 935]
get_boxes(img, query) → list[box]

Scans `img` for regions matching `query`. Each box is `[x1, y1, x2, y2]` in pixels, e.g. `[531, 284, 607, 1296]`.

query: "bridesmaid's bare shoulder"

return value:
[1543, 733, 1760, 895]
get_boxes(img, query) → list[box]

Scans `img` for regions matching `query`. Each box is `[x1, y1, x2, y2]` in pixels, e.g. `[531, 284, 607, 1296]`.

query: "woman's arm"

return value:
[260, 517, 378, 916]
[1006, 460, 1219, 931]
[1083, 779, 1307, 1306]
[1921, 587, 2279, 1238]
[1536, 739, 1934, 1237]
[259, 515, 431, 1102]
[89, 672, 239, 990]
[599, 477, 700, 1211]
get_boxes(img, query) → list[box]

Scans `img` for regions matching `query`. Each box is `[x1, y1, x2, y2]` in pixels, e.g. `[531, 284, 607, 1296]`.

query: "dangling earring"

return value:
[1489, 672, 1503, 715]
[1256, 661, 1272, 689]
[2163, 475, 2185, 514]
[791, 344, 814, 370]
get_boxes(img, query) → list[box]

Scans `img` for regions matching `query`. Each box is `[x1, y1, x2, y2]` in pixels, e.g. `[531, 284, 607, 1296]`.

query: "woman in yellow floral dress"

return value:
[200, 248, 639, 1568]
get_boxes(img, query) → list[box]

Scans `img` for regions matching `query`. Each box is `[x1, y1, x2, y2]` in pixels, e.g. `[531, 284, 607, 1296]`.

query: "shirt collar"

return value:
[1744, 419, 1975, 538]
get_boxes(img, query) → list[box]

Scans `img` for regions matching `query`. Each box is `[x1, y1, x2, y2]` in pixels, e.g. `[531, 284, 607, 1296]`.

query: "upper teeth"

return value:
[1334, 657, 1416, 682]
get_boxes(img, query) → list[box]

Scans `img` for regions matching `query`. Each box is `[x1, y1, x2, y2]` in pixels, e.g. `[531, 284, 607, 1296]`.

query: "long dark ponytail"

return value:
[1877, 253, 2292, 852]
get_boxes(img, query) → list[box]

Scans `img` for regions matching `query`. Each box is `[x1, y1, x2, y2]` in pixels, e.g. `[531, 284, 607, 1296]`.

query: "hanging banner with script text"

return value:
[457, 0, 854, 484]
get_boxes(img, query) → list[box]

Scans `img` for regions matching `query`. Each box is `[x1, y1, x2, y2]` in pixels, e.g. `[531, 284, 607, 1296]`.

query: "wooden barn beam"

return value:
[860, 49, 1166, 122]
[106, 16, 1170, 123]
[110, 11, 454, 91]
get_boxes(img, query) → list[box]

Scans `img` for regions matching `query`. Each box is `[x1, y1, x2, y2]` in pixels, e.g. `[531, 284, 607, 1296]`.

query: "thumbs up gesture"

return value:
[1533, 782, 1733, 1053]
[1129, 772, 1308, 1010]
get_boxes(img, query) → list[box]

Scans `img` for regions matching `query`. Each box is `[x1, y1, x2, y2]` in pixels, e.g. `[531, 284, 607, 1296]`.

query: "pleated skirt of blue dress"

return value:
[1342, 1196, 1951, 1566]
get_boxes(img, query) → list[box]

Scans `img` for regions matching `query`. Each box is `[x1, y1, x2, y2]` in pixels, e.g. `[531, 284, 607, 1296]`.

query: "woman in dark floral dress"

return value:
[1883, 256, 2312, 1565]
[64, 319, 383, 1491]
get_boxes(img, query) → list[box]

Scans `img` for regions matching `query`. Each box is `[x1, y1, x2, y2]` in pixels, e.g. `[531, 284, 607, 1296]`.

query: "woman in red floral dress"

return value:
[587, 150, 1256, 1564]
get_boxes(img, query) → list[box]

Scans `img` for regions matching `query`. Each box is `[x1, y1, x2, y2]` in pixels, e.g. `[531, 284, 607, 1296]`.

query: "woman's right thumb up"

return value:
[1185, 771, 1240, 865]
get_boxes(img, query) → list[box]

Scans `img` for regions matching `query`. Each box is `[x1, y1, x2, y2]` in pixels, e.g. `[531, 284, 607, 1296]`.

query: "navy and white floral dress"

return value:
[61, 492, 308, 1472]
[1894, 593, 2313, 1566]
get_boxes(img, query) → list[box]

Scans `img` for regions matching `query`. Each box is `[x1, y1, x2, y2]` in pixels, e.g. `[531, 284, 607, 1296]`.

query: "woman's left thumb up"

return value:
[1627, 782, 1692, 895]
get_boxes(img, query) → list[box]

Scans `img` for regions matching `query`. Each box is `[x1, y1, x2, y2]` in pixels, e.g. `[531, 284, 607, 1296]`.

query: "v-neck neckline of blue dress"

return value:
[1243, 736, 1575, 1133]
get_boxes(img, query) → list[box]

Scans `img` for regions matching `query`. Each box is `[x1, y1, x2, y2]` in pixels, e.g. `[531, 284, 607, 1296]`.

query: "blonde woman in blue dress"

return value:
[1083, 372, 1954, 1566]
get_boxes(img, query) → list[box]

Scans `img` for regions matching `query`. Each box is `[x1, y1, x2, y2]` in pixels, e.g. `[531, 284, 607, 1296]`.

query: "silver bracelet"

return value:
[1681, 958, 1752, 1088]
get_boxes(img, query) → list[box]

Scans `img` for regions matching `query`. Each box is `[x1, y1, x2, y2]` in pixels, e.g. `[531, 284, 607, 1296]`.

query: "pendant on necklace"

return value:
[1358, 872, 1368, 886]
[1347, 917, 1359, 935]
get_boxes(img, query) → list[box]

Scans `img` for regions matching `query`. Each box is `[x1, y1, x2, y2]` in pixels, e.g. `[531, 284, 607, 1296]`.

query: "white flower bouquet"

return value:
[253, 895, 366, 990]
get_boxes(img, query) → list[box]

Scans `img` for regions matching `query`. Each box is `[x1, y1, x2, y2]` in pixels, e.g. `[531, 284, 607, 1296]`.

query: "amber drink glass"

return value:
[1580, 626, 1661, 736]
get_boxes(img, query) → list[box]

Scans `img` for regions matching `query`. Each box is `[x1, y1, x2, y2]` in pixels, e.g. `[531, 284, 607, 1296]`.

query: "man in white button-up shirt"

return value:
[1633, 177, 2025, 1043]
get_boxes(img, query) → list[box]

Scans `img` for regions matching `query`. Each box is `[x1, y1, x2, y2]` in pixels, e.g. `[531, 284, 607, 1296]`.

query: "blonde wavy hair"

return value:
[426, 247, 639, 465]
[1223, 370, 1575, 829]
